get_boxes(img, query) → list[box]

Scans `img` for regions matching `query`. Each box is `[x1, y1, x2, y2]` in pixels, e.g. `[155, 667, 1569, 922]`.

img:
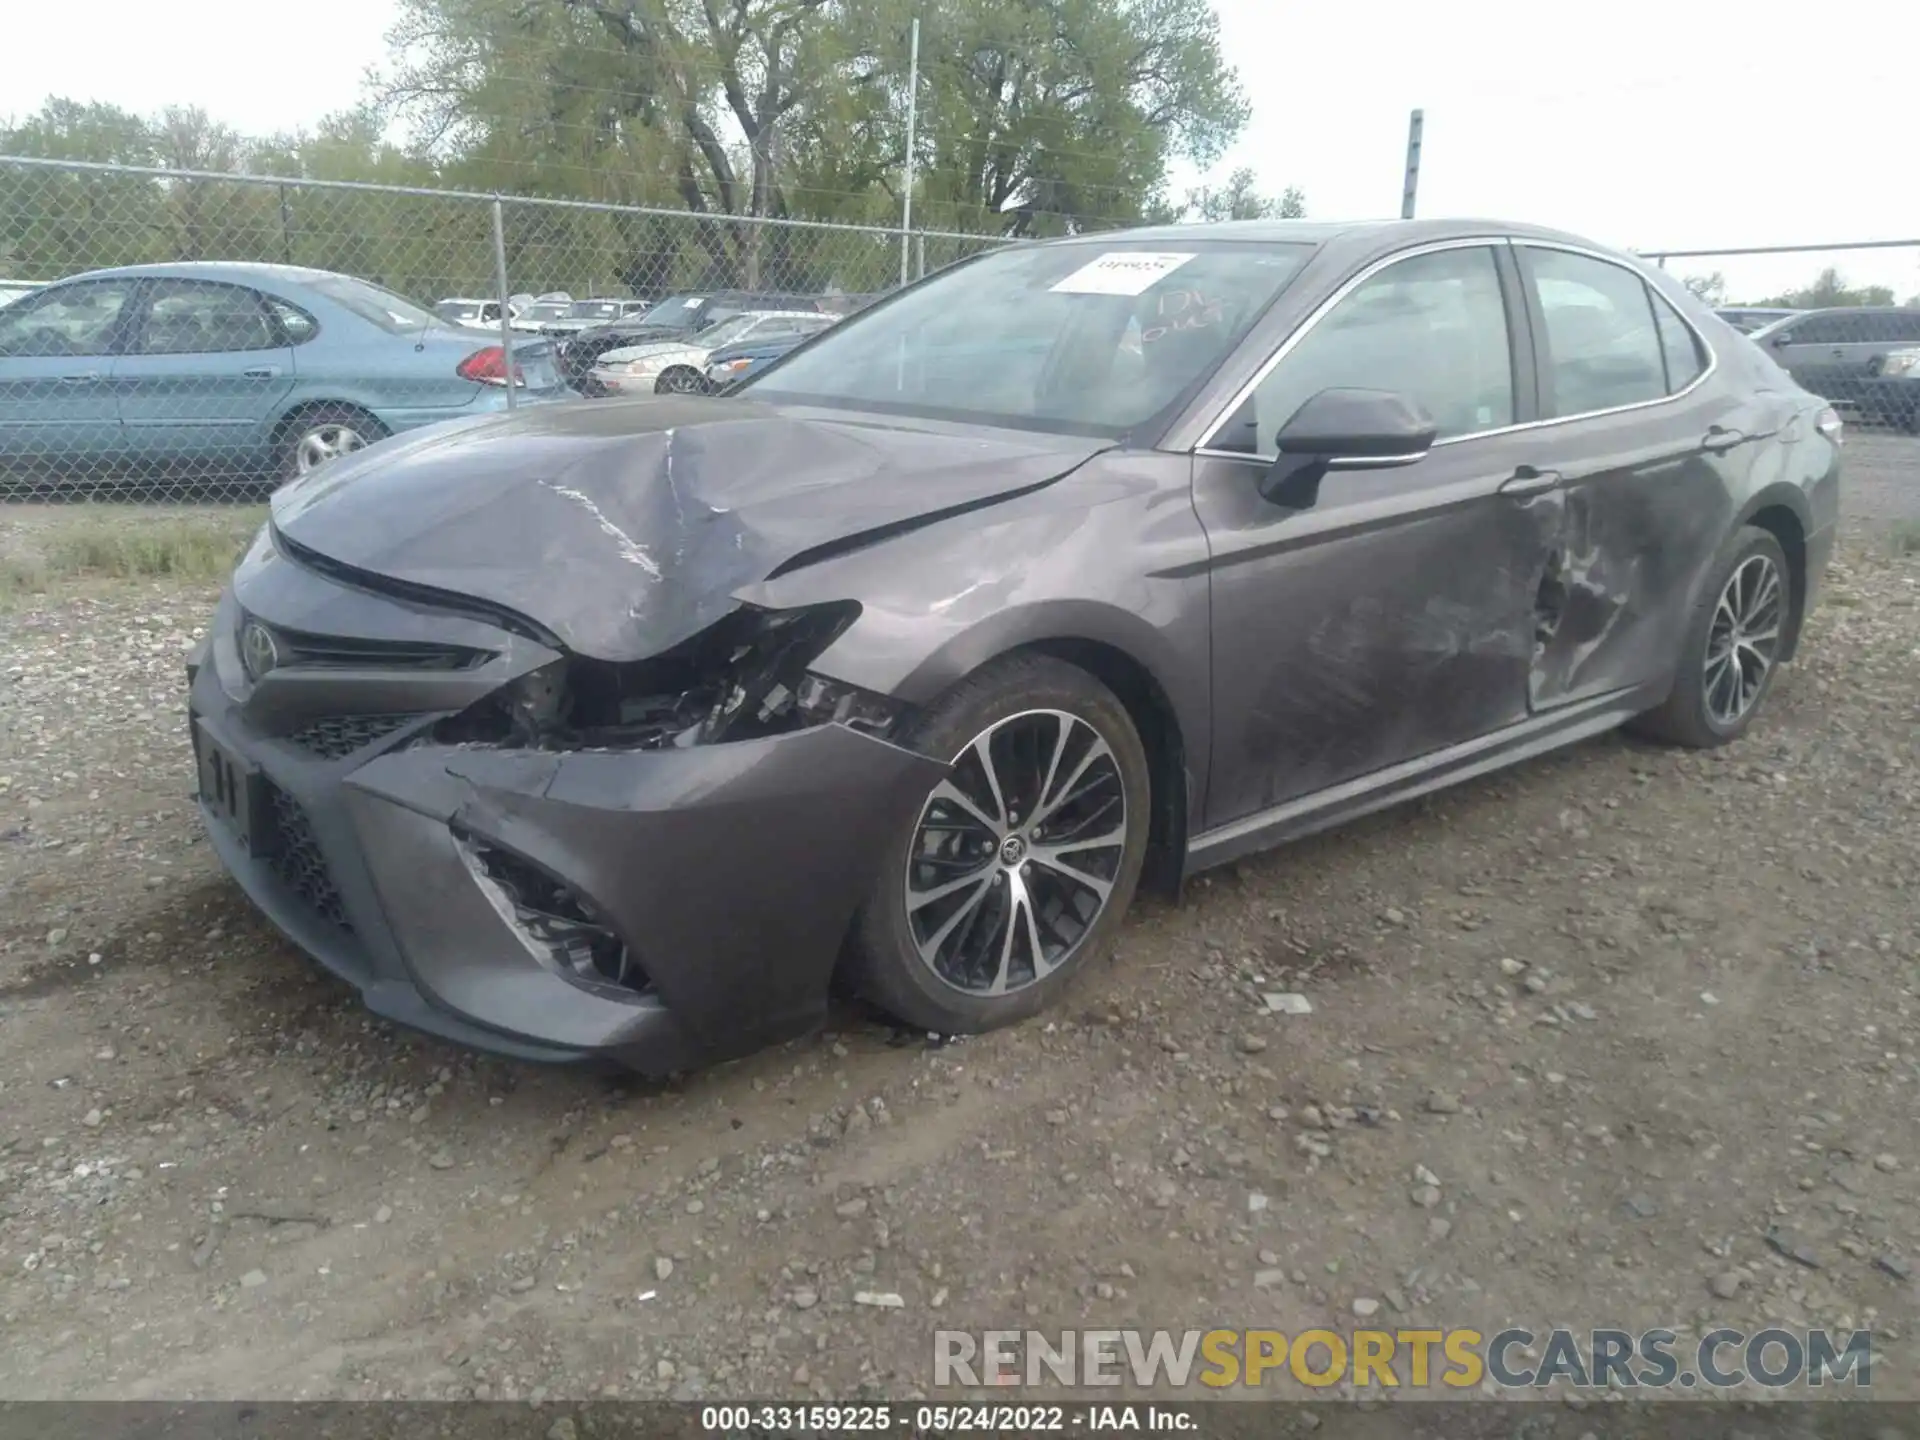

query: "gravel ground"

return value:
[1, 436, 1916, 1404]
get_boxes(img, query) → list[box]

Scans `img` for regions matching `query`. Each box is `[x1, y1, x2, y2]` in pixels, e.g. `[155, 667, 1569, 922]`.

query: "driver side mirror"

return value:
[1258, 387, 1439, 506]
[1768, 331, 1792, 347]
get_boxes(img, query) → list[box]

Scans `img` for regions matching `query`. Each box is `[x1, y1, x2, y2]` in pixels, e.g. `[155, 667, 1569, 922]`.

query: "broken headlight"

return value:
[435, 601, 908, 750]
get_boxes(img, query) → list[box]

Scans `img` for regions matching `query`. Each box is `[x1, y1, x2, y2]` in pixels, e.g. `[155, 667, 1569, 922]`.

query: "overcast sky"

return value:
[6, 0, 1914, 300]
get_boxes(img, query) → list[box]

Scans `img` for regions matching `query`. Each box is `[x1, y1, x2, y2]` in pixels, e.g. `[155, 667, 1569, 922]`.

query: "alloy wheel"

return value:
[904, 709, 1128, 997]
[295, 423, 367, 475]
[1704, 553, 1783, 727]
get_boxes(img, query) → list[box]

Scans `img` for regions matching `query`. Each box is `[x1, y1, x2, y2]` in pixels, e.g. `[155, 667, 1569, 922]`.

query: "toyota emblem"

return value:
[240, 620, 280, 681]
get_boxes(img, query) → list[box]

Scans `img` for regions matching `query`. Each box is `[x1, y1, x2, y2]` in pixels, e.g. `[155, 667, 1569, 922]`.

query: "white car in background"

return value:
[433, 296, 516, 329]
[0, 280, 46, 310]
[536, 296, 654, 337]
[588, 310, 834, 394]
[510, 293, 574, 333]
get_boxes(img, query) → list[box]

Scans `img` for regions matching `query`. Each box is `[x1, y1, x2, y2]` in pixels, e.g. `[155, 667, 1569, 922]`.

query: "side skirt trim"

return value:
[1184, 682, 1664, 876]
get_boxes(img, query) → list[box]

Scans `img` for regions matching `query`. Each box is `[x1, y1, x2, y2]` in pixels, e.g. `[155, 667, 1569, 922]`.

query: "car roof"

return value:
[1029, 216, 1608, 249]
[62, 260, 362, 285]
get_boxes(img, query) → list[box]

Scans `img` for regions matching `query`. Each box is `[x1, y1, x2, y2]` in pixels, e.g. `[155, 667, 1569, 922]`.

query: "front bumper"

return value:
[188, 552, 943, 1071]
[586, 368, 654, 395]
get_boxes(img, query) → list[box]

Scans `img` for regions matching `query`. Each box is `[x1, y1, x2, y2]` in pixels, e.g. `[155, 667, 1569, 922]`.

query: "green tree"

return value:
[1757, 267, 1895, 308]
[1682, 271, 1726, 307]
[1169, 167, 1306, 223]
[0, 99, 166, 277]
[372, 0, 1252, 269]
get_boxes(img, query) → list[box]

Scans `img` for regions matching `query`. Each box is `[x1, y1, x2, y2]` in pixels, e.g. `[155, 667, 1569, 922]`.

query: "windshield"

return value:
[308, 275, 441, 334]
[742, 241, 1313, 434]
[694, 314, 764, 348]
[568, 300, 629, 320]
[636, 295, 709, 329]
[525, 301, 571, 322]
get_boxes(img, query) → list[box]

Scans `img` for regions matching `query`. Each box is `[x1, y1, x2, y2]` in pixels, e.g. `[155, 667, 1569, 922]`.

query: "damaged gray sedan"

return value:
[188, 219, 1841, 1070]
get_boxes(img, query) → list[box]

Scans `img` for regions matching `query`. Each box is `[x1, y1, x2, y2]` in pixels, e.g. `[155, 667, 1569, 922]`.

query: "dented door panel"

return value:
[1524, 394, 1764, 711]
[1194, 436, 1560, 828]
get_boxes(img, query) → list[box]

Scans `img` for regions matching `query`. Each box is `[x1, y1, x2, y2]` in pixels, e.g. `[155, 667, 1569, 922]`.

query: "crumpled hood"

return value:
[268, 397, 1109, 661]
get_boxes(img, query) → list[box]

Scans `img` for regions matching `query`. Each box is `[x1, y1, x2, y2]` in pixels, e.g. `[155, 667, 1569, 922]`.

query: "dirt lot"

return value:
[1, 435, 1917, 1404]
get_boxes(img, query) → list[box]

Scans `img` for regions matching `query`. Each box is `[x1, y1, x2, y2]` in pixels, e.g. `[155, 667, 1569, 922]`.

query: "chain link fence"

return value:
[1643, 240, 1920, 431]
[0, 156, 1013, 502]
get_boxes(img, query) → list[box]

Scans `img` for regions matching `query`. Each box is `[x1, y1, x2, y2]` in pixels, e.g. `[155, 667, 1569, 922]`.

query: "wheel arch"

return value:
[854, 604, 1200, 902]
[1734, 485, 1811, 663]
[1013, 636, 1189, 899]
[268, 398, 389, 449]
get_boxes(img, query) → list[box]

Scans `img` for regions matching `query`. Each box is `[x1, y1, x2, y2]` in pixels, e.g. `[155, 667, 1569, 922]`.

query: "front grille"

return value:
[283, 714, 413, 760]
[262, 622, 491, 672]
[265, 784, 353, 933]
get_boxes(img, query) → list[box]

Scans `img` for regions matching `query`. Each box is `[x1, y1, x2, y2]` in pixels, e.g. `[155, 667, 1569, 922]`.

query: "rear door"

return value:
[1511, 243, 1752, 709]
[0, 278, 136, 472]
[113, 278, 296, 472]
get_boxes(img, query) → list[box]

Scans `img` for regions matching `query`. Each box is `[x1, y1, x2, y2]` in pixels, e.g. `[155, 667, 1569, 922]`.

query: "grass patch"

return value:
[1, 509, 263, 604]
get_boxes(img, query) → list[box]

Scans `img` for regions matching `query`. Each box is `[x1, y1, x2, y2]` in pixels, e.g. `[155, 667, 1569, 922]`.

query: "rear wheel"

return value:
[275, 405, 385, 488]
[849, 654, 1150, 1035]
[1630, 525, 1791, 748]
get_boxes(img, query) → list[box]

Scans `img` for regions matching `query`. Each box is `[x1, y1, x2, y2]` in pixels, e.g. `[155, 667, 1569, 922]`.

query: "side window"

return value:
[1217, 245, 1514, 453]
[136, 280, 280, 355]
[1891, 312, 1920, 344]
[267, 299, 318, 345]
[1524, 248, 1667, 416]
[0, 280, 133, 357]
[1650, 292, 1707, 394]
[1791, 316, 1842, 345]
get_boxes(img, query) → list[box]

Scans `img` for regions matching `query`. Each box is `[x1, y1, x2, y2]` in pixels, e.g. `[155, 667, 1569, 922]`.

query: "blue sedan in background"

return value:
[698, 328, 825, 392]
[0, 262, 571, 490]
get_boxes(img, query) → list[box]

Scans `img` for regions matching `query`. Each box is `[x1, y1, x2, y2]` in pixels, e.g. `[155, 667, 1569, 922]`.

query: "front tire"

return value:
[849, 653, 1151, 1035]
[654, 367, 706, 395]
[1630, 525, 1792, 748]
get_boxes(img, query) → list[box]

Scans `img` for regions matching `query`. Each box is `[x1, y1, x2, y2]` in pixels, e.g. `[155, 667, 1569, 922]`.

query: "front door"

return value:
[0, 278, 137, 475]
[1193, 241, 1561, 827]
[114, 278, 296, 474]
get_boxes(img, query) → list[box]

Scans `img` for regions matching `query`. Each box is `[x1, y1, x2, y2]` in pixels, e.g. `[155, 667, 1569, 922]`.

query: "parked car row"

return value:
[588, 310, 836, 395]
[558, 289, 872, 393]
[0, 263, 877, 489]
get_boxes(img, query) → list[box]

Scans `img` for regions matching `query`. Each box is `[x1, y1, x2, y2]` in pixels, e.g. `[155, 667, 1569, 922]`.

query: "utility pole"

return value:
[899, 17, 920, 288]
[1400, 108, 1423, 220]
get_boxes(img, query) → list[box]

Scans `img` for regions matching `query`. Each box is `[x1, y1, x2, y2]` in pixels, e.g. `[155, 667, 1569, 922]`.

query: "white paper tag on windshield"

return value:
[1049, 252, 1196, 296]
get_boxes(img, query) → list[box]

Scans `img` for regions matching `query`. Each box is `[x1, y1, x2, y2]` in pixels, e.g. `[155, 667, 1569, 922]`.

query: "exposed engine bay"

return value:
[433, 602, 908, 752]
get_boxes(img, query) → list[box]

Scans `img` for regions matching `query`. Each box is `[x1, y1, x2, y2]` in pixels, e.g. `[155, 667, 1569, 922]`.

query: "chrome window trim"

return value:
[1192, 235, 1721, 465]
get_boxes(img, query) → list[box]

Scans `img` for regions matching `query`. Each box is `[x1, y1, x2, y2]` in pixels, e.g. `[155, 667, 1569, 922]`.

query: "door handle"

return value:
[1498, 465, 1562, 497]
[1703, 423, 1749, 454]
[58, 372, 102, 383]
[242, 365, 281, 379]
